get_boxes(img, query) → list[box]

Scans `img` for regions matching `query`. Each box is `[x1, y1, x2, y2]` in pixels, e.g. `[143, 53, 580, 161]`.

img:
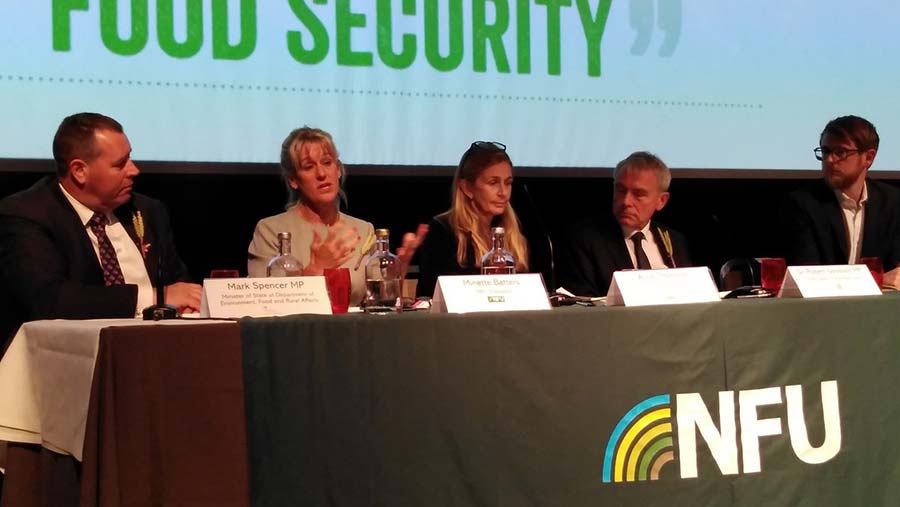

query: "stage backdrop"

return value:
[2, 1, 899, 171]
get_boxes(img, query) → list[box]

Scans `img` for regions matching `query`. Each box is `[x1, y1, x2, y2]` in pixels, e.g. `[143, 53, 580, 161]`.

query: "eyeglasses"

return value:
[459, 141, 507, 168]
[470, 141, 506, 151]
[814, 147, 862, 161]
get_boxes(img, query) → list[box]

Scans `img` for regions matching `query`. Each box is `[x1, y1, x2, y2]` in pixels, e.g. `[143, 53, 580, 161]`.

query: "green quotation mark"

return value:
[629, 0, 681, 57]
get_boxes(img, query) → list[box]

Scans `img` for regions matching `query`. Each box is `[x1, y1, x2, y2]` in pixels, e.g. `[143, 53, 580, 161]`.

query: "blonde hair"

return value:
[279, 126, 346, 208]
[446, 143, 529, 271]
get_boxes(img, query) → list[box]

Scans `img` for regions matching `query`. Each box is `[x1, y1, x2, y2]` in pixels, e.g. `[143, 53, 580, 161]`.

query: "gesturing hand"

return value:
[306, 220, 361, 275]
[396, 223, 429, 277]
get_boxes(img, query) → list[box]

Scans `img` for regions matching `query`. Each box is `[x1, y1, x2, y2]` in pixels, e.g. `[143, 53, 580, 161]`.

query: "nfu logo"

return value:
[601, 381, 841, 483]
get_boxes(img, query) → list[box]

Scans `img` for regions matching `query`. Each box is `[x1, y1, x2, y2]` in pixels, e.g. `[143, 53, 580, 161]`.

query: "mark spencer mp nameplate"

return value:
[606, 267, 720, 307]
[200, 277, 332, 318]
[431, 273, 551, 314]
[779, 265, 881, 298]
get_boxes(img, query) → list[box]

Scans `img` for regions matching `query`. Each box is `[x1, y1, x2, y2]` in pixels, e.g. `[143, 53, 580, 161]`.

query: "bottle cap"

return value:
[277, 231, 291, 240]
[491, 227, 505, 235]
[375, 228, 390, 238]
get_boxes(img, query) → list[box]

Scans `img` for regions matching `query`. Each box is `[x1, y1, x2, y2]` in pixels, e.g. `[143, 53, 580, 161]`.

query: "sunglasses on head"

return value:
[459, 141, 507, 167]
[470, 141, 506, 151]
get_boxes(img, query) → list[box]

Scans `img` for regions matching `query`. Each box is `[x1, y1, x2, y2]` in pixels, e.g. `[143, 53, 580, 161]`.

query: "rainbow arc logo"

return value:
[601, 381, 842, 483]
[601, 394, 675, 482]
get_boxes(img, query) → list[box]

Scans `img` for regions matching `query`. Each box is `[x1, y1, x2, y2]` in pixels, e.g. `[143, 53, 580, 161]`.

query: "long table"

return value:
[3, 296, 900, 506]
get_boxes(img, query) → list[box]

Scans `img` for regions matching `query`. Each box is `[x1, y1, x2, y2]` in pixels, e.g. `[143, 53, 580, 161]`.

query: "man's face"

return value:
[820, 132, 875, 192]
[77, 129, 140, 213]
[612, 169, 669, 230]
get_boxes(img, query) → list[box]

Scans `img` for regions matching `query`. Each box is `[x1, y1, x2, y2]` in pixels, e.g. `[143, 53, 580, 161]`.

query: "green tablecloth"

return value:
[241, 295, 900, 506]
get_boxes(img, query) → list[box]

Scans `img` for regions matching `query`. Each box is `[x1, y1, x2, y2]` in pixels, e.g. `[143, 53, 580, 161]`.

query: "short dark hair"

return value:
[820, 115, 879, 152]
[52, 113, 124, 176]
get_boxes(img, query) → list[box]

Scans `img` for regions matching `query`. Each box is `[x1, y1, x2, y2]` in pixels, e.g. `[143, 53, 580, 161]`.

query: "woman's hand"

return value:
[396, 223, 429, 277]
[305, 220, 361, 275]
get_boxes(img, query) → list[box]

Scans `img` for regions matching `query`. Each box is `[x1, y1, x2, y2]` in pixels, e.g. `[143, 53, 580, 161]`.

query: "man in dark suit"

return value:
[781, 115, 900, 287]
[559, 151, 691, 296]
[0, 113, 201, 352]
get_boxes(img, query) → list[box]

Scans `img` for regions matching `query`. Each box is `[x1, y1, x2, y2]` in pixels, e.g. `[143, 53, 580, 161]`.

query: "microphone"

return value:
[518, 183, 556, 292]
[141, 215, 177, 320]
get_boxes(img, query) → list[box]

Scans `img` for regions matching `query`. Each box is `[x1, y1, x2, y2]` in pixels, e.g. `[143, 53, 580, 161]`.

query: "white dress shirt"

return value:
[59, 184, 153, 316]
[622, 222, 668, 270]
[834, 183, 868, 264]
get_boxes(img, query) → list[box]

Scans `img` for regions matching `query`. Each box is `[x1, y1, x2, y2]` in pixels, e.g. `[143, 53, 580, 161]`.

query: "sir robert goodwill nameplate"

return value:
[431, 274, 551, 314]
[779, 265, 880, 298]
[200, 277, 332, 318]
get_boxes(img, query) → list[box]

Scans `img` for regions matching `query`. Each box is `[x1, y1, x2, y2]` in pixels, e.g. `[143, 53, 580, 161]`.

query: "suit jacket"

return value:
[558, 215, 692, 297]
[0, 176, 191, 351]
[780, 179, 900, 267]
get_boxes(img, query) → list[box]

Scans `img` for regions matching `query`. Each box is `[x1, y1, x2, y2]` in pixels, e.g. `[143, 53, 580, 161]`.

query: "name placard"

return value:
[200, 277, 332, 318]
[431, 274, 551, 314]
[606, 267, 720, 307]
[779, 265, 880, 298]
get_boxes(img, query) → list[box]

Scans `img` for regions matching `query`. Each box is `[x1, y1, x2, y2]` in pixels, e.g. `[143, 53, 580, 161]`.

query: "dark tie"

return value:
[631, 232, 652, 270]
[89, 212, 126, 286]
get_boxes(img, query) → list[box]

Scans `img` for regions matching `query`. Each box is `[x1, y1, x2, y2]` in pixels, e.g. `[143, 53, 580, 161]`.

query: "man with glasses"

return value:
[781, 115, 900, 285]
[559, 151, 692, 296]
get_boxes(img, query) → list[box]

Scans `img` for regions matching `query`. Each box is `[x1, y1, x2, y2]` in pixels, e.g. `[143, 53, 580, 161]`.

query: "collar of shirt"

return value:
[834, 182, 869, 213]
[832, 182, 868, 264]
[620, 222, 652, 241]
[58, 183, 118, 227]
[620, 221, 668, 269]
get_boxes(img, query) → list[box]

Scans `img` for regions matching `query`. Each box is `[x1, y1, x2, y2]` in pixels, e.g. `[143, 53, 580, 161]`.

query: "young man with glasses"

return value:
[781, 115, 900, 286]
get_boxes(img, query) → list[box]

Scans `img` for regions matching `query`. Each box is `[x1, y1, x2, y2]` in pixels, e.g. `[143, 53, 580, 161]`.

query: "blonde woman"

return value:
[416, 141, 529, 297]
[248, 127, 426, 304]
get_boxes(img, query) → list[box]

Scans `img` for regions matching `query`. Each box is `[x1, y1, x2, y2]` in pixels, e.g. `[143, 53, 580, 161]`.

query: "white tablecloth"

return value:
[0, 319, 219, 461]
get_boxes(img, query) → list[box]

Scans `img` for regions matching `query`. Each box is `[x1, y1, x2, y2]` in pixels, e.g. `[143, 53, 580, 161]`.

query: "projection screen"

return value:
[1, 1, 898, 172]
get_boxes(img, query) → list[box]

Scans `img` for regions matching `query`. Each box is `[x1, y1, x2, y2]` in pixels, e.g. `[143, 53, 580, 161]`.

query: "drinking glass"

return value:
[760, 258, 787, 293]
[210, 269, 240, 278]
[858, 257, 884, 289]
[324, 268, 351, 314]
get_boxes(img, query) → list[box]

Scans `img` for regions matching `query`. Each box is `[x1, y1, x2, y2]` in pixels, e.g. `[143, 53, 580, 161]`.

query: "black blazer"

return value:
[557, 215, 692, 297]
[780, 179, 900, 267]
[0, 176, 191, 351]
[416, 214, 480, 298]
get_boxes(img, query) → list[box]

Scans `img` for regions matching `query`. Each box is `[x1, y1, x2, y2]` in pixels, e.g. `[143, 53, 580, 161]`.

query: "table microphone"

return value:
[519, 183, 556, 291]
[142, 244, 177, 320]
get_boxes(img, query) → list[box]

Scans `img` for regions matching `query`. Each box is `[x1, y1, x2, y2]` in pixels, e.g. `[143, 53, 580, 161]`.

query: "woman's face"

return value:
[289, 141, 341, 208]
[462, 161, 513, 219]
